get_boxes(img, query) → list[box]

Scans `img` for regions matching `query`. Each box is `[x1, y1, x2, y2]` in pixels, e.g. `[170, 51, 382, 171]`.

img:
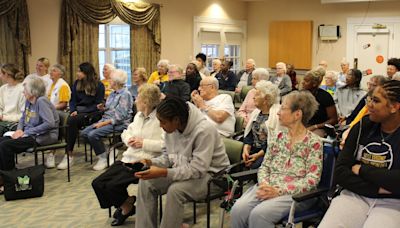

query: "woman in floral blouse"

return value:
[231, 90, 323, 228]
[81, 69, 133, 171]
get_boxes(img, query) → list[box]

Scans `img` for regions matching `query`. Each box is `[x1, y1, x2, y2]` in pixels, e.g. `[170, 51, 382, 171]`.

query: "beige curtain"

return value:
[60, 0, 161, 84]
[0, 0, 31, 74]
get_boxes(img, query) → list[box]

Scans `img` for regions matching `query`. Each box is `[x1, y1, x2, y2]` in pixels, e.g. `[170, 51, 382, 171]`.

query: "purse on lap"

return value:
[0, 165, 45, 201]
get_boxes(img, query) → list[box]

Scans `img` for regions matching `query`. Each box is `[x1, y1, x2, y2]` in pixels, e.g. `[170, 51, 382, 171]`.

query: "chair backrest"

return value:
[240, 86, 253, 101]
[222, 137, 243, 172]
[218, 90, 235, 104]
[318, 144, 337, 189]
[234, 115, 245, 133]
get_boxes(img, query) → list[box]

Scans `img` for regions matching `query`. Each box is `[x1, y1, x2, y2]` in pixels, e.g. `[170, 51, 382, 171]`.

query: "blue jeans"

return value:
[80, 124, 126, 156]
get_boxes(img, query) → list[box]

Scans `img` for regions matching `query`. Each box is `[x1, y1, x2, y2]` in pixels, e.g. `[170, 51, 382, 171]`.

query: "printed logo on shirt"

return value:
[24, 107, 37, 124]
[358, 141, 393, 169]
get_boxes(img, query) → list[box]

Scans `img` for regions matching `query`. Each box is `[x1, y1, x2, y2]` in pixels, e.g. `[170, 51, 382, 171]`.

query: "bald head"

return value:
[319, 60, 328, 69]
[198, 77, 219, 100]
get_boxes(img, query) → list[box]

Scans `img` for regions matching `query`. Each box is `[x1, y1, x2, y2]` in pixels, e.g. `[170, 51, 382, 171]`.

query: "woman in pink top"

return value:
[237, 68, 270, 125]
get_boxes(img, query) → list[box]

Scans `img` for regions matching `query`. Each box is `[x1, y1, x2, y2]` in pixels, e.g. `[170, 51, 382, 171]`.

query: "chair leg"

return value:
[90, 145, 93, 164]
[108, 207, 112, 218]
[84, 142, 88, 162]
[193, 202, 197, 224]
[15, 153, 18, 164]
[42, 151, 45, 165]
[34, 152, 38, 165]
[207, 199, 211, 228]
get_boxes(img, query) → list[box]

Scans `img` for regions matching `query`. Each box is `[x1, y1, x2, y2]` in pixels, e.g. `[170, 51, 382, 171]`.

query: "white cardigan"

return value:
[243, 104, 282, 144]
[0, 83, 25, 122]
[121, 110, 164, 163]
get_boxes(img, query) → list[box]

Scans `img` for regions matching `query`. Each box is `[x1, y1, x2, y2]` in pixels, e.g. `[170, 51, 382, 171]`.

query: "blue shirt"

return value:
[100, 88, 133, 127]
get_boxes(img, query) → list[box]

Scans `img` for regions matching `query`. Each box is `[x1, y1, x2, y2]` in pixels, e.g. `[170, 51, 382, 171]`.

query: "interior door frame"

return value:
[347, 17, 400, 69]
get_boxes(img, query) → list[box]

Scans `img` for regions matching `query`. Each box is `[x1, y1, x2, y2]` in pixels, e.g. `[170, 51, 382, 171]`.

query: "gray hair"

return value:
[371, 75, 388, 85]
[104, 63, 115, 71]
[168, 64, 183, 74]
[283, 90, 319, 126]
[24, 76, 46, 98]
[111, 69, 128, 87]
[138, 84, 161, 110]
[276, 62, 287, 73]
[207, 77, 219, 90]
[325, 70, 338, 82]
[252, 68, 270, 81]
[50, 64, 66, 77]
[255, 80, 279, 106]
[247, 59, 256, 67]
[157, 59, 169, 68]
[212, 59, 221, 65]
[340, 59, 350, 65]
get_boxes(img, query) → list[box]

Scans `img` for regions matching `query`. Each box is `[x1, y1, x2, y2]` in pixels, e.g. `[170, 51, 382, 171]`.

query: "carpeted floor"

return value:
[0, 145, 233, 228]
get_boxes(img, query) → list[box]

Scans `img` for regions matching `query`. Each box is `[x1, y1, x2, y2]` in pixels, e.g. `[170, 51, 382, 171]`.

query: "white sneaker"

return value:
[93, 156, 108, 171]
[57, 155, 73, 170]
[108, 149, 119, 166]
[45, 153, 56, 169]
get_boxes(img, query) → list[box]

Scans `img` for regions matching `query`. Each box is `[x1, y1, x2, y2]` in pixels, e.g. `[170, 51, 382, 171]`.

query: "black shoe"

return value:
[111, 205, 136, 226]
[113, 207, 122, 219]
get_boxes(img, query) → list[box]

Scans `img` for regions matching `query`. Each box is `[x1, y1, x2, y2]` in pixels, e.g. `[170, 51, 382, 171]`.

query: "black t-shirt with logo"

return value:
[335, 116, 400, 198]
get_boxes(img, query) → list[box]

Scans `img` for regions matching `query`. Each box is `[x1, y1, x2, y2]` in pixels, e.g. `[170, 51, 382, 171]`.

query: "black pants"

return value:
[66, 112, 102, 151]
[0, 136, 36, 171]
[92, 161, 140, 208]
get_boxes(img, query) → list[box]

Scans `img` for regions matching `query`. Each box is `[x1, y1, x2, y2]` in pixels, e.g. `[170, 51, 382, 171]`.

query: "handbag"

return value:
[0, 165, 45, 201]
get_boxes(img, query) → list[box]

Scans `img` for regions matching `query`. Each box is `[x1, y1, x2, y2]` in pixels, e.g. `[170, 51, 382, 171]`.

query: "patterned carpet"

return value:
[0, 145, 232, 228]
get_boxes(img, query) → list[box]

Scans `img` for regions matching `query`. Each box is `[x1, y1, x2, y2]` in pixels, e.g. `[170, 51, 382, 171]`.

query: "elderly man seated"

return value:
[191, 77, 235, 137]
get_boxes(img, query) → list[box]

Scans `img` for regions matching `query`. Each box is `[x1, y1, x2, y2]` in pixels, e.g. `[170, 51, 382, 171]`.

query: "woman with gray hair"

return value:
[45, 64, 72, 168]
[81, 69, 133, 171]
[269, 62, 292, 96]
[237, 68, 271, 124]
[320, 70, 338, 96]
[92, 84, 163, 226]
[48, 64, 71, 110]
[0, 76, 59, 190]
[231, 90, 323, 228]
[147, 59, 169, 88]
[101, 63, 116, 99]
[242, 80, 280, 169]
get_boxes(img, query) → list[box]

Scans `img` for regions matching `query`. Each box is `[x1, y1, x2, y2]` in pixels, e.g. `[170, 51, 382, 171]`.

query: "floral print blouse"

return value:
[100, 88, 133, 127]
[257, 129, 323, 196]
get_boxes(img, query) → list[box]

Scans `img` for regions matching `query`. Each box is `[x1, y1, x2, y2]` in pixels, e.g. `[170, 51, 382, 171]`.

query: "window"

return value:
[194, 17, 246, 75]
[224, 44, 240, 73]
[201, 44, 220, 72]
[99, 22, 132, 86]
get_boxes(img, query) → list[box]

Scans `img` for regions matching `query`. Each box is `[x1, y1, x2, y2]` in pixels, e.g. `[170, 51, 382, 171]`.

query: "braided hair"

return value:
[156, 96, 189, 125]
[382, 80, 400, 104]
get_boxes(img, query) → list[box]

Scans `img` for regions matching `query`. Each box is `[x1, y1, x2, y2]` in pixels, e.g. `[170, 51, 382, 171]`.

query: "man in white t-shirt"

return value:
[25, 57, 52, 94]
[191, 77, 235, 137]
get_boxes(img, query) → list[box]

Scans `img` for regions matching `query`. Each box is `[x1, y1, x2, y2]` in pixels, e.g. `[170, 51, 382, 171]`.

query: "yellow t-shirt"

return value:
[349, 106, 369, 128]
[101, 79, 113, 98]
[48, 83, 71, 102]
[147, 71, 168, 84]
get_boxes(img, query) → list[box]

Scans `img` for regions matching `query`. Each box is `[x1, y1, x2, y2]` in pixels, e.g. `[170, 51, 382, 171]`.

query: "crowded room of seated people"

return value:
[1, 0, 400, 227]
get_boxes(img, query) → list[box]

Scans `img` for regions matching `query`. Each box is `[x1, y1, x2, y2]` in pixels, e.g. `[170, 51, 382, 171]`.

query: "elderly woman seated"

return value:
[237, 68, 270, 125]
[0, 76, 59, 192]
[320, 70, 338, 96]
[47, 64, 71, 110]
[231, 91, 323, 228]
[91, 84, 163, 226]
[242, 81, 280, 169]
[319, 80, 400, 228]
[81, 69, 133, 171]
[0, 64, 25, 136]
